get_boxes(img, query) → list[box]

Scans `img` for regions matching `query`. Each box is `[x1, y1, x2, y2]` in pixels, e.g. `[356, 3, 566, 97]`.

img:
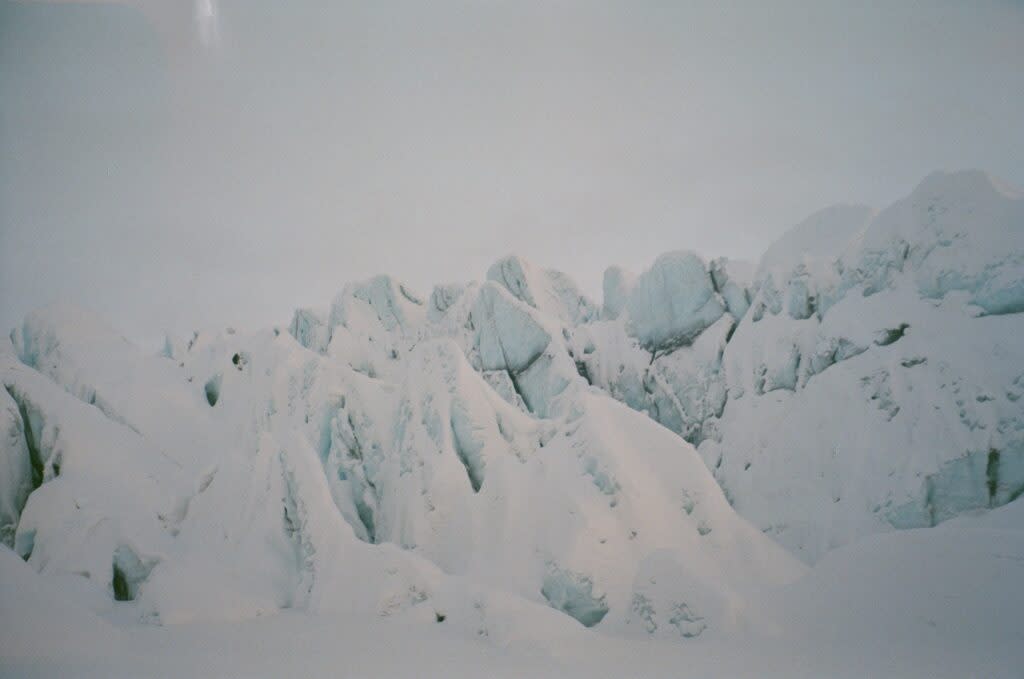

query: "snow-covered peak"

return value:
[842, 168, 1024, 314]
[330, 274, 427, 335]
[756, 204, 874, 281]
[486, 255, 599, 327]
[915, 168, 1020, 201]
[857, 169, 1020, 254]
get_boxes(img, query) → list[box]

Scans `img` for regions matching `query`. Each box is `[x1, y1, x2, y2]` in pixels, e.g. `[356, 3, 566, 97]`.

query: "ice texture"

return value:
[0, 288, 800, 639]
[626, 251, 726, 352]
[601, 266, 635, 321]
[0, 387, 33, 548]
[487, 255, 598, 326]
[1, 168, 1021, 671]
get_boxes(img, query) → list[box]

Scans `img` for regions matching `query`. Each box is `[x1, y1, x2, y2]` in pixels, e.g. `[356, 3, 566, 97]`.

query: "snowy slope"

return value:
[703, 170, 1024, 561]
[4, 499, 1022, 678]
[0, 286, 801, 640]
[755, 203, 874, 279]
[570, 169, 1024, 562]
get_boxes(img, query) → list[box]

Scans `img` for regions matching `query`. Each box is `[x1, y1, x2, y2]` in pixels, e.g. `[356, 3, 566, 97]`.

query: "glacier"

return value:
[1, 169, 1022, 677]
[574, 170, 1024, 562]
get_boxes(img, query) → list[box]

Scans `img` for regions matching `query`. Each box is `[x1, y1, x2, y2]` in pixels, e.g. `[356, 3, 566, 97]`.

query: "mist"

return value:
[2, 0, 1022, 344]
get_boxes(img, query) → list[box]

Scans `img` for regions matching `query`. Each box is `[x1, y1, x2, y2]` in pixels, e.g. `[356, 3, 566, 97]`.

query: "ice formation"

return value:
[1, 170, 1021, 667]
[0, 286, 800, 638]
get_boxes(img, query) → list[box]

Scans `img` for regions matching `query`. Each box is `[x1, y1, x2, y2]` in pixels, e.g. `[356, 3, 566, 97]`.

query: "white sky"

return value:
[2, 0, 1022, 344]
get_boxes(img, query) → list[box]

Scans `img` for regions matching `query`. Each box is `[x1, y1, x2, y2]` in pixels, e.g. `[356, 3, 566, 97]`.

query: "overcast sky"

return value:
[2, 0, 1022, 344]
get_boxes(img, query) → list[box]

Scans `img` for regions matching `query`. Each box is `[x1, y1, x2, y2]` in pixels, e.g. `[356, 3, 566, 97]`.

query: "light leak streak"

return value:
[194, 0, 220, 49]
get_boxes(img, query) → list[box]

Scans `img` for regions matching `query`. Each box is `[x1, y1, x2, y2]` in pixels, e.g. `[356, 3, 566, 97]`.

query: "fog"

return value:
[2, 0, 1022, 344]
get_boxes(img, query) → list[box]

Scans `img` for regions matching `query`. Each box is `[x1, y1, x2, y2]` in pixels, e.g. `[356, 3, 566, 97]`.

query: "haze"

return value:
[2, 0, 1022, 344]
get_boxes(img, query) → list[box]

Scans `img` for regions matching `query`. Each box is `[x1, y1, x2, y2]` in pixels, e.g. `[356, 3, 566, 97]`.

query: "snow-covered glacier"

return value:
[573, 170, 1024, 562]
[1, 169, 1022, 677]
[0, 282, 801, 640]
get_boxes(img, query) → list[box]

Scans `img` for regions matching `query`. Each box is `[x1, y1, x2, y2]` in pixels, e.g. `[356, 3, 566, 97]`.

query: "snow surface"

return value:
[3, 501, 1022, 677]
[1, 168, 1022, 676]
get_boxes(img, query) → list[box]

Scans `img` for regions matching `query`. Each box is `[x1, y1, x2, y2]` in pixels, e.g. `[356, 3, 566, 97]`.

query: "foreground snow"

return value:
[3, 499, 1022, 678]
